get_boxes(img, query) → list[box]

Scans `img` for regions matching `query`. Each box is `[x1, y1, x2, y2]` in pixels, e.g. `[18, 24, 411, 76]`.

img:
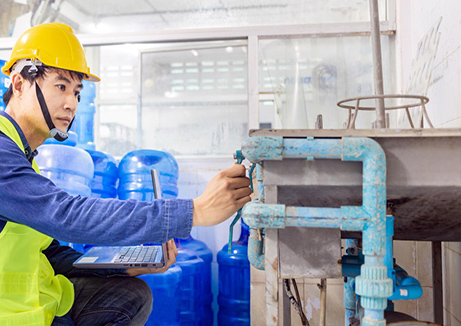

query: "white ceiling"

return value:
[6, 0, 380, 37]
[66, 0, 290, 20]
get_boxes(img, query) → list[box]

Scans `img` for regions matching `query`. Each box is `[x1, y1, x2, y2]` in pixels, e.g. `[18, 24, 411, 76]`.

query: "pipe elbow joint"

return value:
[242, 201, 286, 228]
[241, 136, 283, 163]
[342, 137, 385, 165]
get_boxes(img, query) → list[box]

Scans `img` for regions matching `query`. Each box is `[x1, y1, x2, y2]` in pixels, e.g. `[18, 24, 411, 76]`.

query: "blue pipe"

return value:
[248, 228, 265, 270]
[344, 239, 358, 326]
[241, 136, 392, 326]
[242, 203, 370, 230]
[362, 309, 384, 325]
[385, 216, 394, 271]
[245, 164, 265, 270]
[389, 266, 423, 301]
[256, 164, 264, 201]
[344, 277, 356, 326]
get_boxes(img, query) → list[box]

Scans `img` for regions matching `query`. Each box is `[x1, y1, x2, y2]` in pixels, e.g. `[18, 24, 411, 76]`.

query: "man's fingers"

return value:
[222, 164, 246, 177]
[227, 177, 251, 190]
[172, 242, 178, 256]
[236, 194, 252, 208]
[168, 239, 178, 257]
[234, 187, 252, 199]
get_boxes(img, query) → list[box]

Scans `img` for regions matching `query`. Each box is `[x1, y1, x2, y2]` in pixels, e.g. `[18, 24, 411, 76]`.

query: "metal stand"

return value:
[337, 95, 433, 129]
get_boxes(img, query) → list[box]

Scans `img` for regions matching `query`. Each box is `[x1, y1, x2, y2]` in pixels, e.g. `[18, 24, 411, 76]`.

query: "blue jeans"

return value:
[51, 276, 153, 326]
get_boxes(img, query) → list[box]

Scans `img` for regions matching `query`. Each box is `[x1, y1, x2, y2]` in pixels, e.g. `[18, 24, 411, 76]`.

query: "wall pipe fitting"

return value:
[241, 136, 392, 326]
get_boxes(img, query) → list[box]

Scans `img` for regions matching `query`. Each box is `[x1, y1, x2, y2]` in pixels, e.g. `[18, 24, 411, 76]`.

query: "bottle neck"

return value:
[238, 220, 250, 243]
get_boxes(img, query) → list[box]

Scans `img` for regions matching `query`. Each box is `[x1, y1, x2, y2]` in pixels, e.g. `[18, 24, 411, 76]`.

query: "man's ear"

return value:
[10, 72, 27, 98]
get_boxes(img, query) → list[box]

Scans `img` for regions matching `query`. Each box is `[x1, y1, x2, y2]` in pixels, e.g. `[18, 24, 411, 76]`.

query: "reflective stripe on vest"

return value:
[0, 115, 74, 326]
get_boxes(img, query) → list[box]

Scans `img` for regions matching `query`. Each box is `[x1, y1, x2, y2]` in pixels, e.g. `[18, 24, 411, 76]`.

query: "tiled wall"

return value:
[443, 242, 461, 326]
[392, 241, 435, 322]
[396, 0, 461, 325]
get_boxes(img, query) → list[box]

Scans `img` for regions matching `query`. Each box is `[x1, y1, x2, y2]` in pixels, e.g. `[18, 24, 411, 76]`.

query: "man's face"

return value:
[34, 69, 83, 135]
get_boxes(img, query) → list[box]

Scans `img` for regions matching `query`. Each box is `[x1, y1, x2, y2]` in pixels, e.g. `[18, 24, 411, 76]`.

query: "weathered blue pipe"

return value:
[344, 239, 358, 325]
[344, 277, 356, 326]
[242, 204, 370, 230]
[363, 309, 384, 326]
[256, 164, 264, 200]
[241, 136, 392, 326]
[343, 138, 391, 326]
[385, 216, 394, 271]
[248, 228, 265, 270]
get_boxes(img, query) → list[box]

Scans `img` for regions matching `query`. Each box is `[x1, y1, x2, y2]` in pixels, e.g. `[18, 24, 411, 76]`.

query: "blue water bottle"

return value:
[179, 236, 214, 325]
[75, 79, 96, 150]
[35, 143, 94, 252]
[118, 149, 178, 200]
[175, 239, 205, 325]
[82, 149, 118, 252]
[138, 265, 183, 326]
[0, 59, 10, 111]
[86, 149, 118, 198]
[35, 144, 93, 197]
[217, 221, 251, 326]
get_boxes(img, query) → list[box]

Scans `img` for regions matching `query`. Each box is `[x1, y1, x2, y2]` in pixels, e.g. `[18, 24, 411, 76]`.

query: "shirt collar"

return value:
[0, 111, 38, 161]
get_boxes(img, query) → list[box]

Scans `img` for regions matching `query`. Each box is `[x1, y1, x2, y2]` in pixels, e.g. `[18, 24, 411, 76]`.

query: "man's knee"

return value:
[125, 277, 153, 324]
[70, 276, 153, 325]
[130, 277, 153, 308]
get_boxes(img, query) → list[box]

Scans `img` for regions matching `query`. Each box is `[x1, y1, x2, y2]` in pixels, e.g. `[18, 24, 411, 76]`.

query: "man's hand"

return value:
[192, 164, 251, 227]
[125, 239, 178, 277]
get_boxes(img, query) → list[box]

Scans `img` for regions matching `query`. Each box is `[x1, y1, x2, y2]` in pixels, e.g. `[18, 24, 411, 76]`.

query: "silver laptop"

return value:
[73, 169, 168, 269]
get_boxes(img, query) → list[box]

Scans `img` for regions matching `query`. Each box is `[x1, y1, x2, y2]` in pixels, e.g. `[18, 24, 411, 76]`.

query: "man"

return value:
[0, 23, 251, 325]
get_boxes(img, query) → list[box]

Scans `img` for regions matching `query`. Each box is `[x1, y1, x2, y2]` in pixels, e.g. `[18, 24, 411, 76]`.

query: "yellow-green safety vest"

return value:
[0, 115, 74, 326]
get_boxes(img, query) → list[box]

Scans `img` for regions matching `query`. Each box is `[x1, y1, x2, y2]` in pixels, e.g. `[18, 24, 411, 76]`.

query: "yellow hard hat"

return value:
[1, 23, 100, 82]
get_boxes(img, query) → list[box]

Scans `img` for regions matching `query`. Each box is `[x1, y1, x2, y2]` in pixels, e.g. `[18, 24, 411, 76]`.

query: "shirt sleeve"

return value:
[0, 134, 193, 245]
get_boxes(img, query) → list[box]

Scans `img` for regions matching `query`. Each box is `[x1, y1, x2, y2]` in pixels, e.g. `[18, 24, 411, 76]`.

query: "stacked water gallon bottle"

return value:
[0, 59, 9, 111]
[35, 132, 93, 253]
[33, 76, 253, 326]
[74, 80, 96, 150]
[217, 220, 251, 326]
[119, 150, 215, 326]
[118, 150, 183, 326]
[179, 235, 214, 325]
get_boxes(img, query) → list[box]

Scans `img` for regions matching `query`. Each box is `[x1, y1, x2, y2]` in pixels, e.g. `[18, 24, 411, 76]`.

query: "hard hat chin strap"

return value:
[34, 80, 74, 142]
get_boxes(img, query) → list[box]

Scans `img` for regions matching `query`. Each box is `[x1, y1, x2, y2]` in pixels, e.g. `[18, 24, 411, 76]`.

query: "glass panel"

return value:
[97, 104, 137, 157]
[140, 41, 248, 157]
[93, 43, 149, 157]
[258, 36, 395, 129]
[1, 0, 388, 37]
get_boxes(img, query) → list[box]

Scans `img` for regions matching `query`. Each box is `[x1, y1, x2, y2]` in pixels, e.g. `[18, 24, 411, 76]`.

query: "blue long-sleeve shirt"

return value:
[0, 110, 193, 276]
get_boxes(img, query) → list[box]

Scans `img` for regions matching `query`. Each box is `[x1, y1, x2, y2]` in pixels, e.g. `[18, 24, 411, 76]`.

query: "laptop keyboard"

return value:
[113, 246, 159, 263]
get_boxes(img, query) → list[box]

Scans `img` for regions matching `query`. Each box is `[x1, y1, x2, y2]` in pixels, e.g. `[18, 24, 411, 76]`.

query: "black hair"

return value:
[3, 64, 84, 106]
